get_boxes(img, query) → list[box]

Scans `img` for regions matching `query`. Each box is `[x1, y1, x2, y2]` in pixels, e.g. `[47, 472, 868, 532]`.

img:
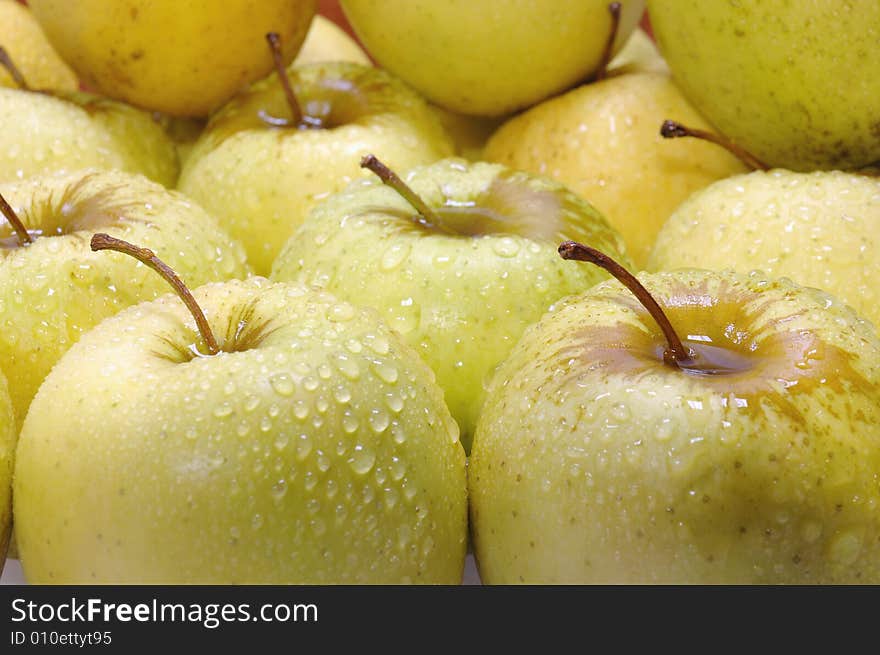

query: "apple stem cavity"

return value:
[660, 119, 770, 171]
[360, 154, 456, 236]
[0, 191, 34, 246]
[558, 240, 692, 368]
[90, 233, 220, 356]
[266, 32, 304, 127]
[0, 47, 29, 90]
[594, 2, 622, 82]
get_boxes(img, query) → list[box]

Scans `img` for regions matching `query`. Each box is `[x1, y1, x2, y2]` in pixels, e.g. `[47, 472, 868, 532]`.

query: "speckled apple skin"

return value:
[648, 0, 880, 171]
[484, 73, 748, 269]
[14, 279, 467, 584]
[271, 159, 631, 451]
[0, 88, 179, 187]
[0, 169, 250, 429]
[650, 170, 880, 331]
[470, 269, 880, 584]
[177, 62, 454, 276]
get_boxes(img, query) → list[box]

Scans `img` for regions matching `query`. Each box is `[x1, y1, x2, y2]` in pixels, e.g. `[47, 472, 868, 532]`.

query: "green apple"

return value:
[649, 169, 880, 330]
[340, 0, 646, 117]
[178, 60, 454, 276]
[271, 157, 631, 451]
[29, 0, 317, 117]
[0, 86, 179, 186]
[0, 0, 77, 92]
[0, 369, 13, 572]
[470, 251, 880, 584]
[293, 14, 371, 67]
[0, 168, 249, 429]
[647, 0, 880, 170]
[484, 72, 748, 268]
[14, 257, 467, 583]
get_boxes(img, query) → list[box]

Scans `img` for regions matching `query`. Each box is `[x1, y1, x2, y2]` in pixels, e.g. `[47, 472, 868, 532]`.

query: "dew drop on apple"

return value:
[349, 444, 376, 475]
[260, 415, 272, 432]
[392, 299, 421, 335]
[243, 394, 261, 413]
[327, 302, 356, 322]
[296, 434, 312, 461]
[334, 352, 361, 380]
[342, 411, 359, 434]
[389, 456, 406, 481]
[391, 421, 407, 444]
[334, 384, 352, 404]
[492, 237, 521, 258]
[236, 421, 250, 438]
[828, 529, 863, 566]
[310, 518, 327, 537]
[251, 513, 264, 530]
[269, 373, 295, 397]
[316, 451, 331, 473]
[368, 408, 390, 434]
[273, 432, 289, 451]
[381, 242, 411, 271]
[656, 418, 674, 442]
[293, 400, 309, 420]
[372, 360, 399, 385]
[213, 402, 234, 418]
[385, 390, 404, 413]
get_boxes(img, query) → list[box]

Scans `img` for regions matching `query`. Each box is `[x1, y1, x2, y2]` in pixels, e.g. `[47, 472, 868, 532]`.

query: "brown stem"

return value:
[0, 47, 29, 90]
[90, 233, 219, 356]
[594, 2, 622, 82]
[0, 191, 33, 246]
[660, 119, 769, 171]
[360, 154, 455, 235]
[558, 240, 691, 368]
[266, 32, 303, 126]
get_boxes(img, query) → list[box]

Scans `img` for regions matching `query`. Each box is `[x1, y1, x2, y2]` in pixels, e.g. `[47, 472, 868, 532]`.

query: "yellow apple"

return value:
[29, 0, 317, 117]
[0, 0, 77, 92]
[484, 72, 748, 268]
[340, 0, 646, 117]
[293, 14, 370, 66]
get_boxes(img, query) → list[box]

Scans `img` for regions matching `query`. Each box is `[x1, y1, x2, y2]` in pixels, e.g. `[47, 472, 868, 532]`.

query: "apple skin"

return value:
[29, 0, 317, 117]
[0, 88, 179, 187]
[0, 0, 78, 92]
[649, 169, 880, 331]
[271, 158, 631, 450]
[0, 168, 250, 429]
[647, 0, 880, 170]
[0, 370, 14, 569]
[469, 269, 880, 584]
[340, 0, 646, 117]
[483, 72, 748, 268]
[14, 278, 468, 583]
[177, 61, 454, 276]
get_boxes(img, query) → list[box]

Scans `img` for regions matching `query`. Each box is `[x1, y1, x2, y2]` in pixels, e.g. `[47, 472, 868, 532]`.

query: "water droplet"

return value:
[274, 433, 290, 451]
[293, 400, 309, 420]
[385, 391, 404, 413]
[270, 373, 295, 397]
[492, 236, 521, 258]
[327, 303, 356, 322]
[389, 457, 406, 481]
[251, 514, 264, 530]
[369, 408, 390, 433]
[244, 395, 261, 413]
[372, 360, 399, 384]
[828, 529, 863, 566]
[316, 451, 331, 472]
[213, 403, 234, 418]
[334, 353, 361, 380]
[334, 384, 352, 404]
[349, 445, 376, 475]
[303, 375, 319, 391]
[380, 242, 411, 271]
[342, 411, 359, 434]
[270, 480, 287, 500]
[296, 434, 312, 460]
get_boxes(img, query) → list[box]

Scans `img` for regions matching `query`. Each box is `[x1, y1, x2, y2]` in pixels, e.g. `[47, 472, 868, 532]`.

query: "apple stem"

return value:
[0, 47, 29, 90]
[359, 154, 455, 235]
[660, 119, 770, 171]
[0, 191, 34, 246]
[558, 240, 692, 368]
[90, 233, 220, 356]
[594, 2, 622, 82]
[266, 32, 303, 127]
